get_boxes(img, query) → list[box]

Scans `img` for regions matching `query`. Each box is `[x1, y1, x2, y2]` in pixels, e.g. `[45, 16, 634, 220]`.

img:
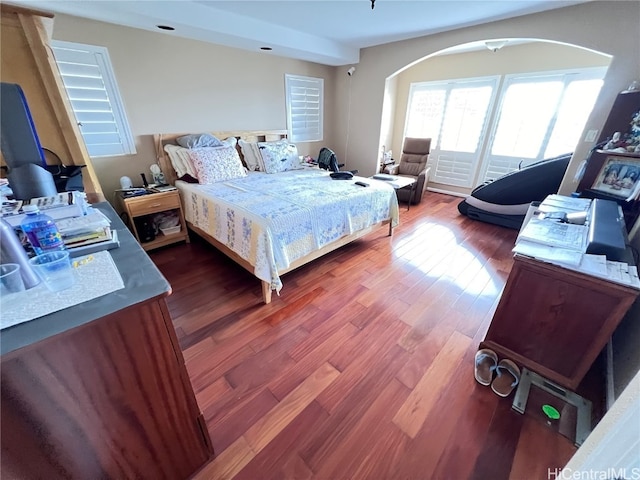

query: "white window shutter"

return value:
[285, 74, 323, 143]
[51, 41, 136, 158]
[405, 78, 498, 188]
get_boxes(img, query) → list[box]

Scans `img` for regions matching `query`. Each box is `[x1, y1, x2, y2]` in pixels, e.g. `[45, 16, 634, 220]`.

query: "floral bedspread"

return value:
[176, 169, 399, 293]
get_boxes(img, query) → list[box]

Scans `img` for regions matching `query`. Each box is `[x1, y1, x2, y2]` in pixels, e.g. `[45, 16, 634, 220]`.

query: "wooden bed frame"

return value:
[154, 130, 393, 304]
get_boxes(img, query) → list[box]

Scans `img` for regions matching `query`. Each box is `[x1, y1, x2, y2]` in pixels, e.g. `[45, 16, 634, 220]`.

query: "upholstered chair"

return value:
[387, 137, 431, 204]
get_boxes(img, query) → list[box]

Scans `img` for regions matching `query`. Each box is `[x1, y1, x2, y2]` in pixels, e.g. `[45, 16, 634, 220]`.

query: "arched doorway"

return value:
[380, 39, 612, 197]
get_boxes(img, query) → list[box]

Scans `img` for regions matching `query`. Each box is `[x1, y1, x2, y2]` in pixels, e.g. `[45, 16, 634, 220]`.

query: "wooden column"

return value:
[0, 4, 104, 202]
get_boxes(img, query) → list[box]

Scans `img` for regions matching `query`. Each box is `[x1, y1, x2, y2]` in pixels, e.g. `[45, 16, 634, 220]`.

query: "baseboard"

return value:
[426, 186, 467, 198]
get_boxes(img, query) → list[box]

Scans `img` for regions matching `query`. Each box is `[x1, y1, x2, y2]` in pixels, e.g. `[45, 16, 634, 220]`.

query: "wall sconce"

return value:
[485, 40, 508, 52]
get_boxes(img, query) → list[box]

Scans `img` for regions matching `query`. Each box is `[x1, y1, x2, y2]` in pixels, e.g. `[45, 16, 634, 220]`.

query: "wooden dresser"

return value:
[0, 203, 212, 479]
[480, 254, 639, 390]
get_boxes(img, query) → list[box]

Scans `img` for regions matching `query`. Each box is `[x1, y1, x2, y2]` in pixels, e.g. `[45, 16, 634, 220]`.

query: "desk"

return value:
[1, 202, 212, 479]
[480, 254, 639, 390]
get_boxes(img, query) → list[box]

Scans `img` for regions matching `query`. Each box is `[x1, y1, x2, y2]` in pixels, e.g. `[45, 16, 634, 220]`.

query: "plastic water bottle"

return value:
[20, 205, 66, 255]
[0, 217, 41, 288]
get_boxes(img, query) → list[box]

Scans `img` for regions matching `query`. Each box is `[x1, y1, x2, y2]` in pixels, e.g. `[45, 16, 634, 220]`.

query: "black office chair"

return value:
[317, 147, 358, 176]
[317, 147, 341, 172]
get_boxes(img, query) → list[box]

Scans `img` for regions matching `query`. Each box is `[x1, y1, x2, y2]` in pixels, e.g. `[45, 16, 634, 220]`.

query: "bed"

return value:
[155, 130, 399, 304]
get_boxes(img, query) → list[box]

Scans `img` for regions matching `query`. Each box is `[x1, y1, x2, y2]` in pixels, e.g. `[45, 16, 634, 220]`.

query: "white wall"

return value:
[565, 369, 640, 473]
[52, 15, 337, 199]
[335, 1, 640, 191]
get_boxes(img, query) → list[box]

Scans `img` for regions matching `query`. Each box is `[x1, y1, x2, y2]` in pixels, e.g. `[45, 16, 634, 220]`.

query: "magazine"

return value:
[516, 216, 588, 252]
[1, 192, 88, 227]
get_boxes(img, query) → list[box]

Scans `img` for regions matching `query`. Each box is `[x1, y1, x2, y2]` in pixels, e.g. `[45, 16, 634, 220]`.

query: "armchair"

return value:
[386, 137, 431, 204]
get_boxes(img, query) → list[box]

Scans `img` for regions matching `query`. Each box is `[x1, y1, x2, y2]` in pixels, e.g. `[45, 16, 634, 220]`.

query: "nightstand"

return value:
[117, 189, 189, 251]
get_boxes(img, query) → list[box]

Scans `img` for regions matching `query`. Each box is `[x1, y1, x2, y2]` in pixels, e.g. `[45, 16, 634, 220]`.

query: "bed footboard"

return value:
[188, 220, 392, 304]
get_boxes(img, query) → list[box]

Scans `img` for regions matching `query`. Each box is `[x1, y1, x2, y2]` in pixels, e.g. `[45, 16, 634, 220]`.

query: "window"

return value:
[404, 67, 605, 189]
[285, 74, 323, 143]
[481, 68, 604, 182]
[405, 77, 499, 187]
[51, 40, 136, 158]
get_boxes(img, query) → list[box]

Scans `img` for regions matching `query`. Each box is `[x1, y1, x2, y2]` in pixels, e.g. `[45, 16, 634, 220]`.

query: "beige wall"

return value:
[336, 1, 640, 197]
[51, 1, 640, 204]
[391, 42, 610, 195]
[51, 15, 337, 199]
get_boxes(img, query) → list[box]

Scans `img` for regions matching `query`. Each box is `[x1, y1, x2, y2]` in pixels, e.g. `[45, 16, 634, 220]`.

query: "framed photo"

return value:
[591, 155, 640, 198]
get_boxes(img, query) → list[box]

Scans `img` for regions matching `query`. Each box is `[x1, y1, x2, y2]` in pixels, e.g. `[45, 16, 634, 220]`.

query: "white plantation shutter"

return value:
[285, 74, 323, 143]
[51, 41, 136, 158]
[405, 88, 445, 146]
[480, 68, 605, 183]
[405, 78, 498, 187]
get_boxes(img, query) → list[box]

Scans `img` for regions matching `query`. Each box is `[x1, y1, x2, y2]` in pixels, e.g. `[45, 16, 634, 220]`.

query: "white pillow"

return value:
[238, 139, 263, 171]
[188, 146, 247, 184]
[164, 144, 198, 179]
[165, 137, 237, 180]
[220, 136, 238, 149]
[258, 141, 301, 174]
[176, 133, 223, 149]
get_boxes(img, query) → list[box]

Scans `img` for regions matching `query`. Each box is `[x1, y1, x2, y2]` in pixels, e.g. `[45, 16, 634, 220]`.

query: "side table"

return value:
[117, 189, 189, 251]
[371, 174, 417, 211]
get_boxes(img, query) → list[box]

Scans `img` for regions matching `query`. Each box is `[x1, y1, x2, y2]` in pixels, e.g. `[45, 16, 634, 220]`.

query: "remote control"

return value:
[354, 181, 369, 187]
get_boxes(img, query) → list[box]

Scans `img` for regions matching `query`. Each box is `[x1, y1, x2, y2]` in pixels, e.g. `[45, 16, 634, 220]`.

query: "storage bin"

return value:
[159, 225, 181, 236]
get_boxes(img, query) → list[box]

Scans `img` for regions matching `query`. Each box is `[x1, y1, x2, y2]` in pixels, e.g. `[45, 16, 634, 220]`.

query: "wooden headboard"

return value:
[154, 130, 288, 185]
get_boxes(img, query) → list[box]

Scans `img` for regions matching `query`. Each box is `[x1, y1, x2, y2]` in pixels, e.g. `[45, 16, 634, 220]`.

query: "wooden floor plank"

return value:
[149, 192, 601, 480]
[268, 322, 361, 401]
[317, 319, 411, 413]
[299, 347, 412, 473]
[233, 401, 328, 480]
[509, 417, 576, 480]
[209, 387, 279, 454]
[312, 378, 411, 480]
[395, 322, 456, 390]
[430, 380, 500, 480]
[193, 435, 255, 480]
[243, 362, 340, 452]
[392, 331, 473, 438]
[469, 398, 526, 480]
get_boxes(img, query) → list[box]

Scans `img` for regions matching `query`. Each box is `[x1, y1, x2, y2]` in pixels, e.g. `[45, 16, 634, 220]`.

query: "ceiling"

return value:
[9, 0, 589, 65]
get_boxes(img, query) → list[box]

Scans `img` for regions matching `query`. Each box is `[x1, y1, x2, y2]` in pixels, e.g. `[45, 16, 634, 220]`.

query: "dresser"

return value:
[0, 203, 212, 479]
[480, 254, 639, 390]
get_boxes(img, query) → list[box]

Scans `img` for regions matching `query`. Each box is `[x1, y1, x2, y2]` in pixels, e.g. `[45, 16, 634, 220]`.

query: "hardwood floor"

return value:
[150, 191, 601, 480]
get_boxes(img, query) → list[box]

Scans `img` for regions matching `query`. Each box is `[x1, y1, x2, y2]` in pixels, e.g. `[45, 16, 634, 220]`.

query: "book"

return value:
[67, 230, 120, 257]
[150, 185, 177, 193]
[55, 210, 110, 236]
[63, 227, 112, 247]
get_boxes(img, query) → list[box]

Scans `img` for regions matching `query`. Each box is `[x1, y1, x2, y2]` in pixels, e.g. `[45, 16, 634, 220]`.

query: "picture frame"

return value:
[591, 155, 640, 198]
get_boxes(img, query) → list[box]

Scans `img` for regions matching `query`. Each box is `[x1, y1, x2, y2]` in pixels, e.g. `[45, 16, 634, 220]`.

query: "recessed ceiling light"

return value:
[260, 47, 273, 51]
[157, 25, 175, 31]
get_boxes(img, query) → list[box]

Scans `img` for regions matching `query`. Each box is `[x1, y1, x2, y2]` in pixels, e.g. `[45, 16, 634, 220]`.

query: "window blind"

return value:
[405, 78, 498, 187]
[285, 74, 323, 143]
[51, 41, 136, 158]
[479, 68, 605, 184]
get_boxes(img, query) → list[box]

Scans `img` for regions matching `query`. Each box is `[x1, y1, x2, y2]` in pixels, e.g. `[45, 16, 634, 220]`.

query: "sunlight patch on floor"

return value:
[397, 223, 500, 296]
